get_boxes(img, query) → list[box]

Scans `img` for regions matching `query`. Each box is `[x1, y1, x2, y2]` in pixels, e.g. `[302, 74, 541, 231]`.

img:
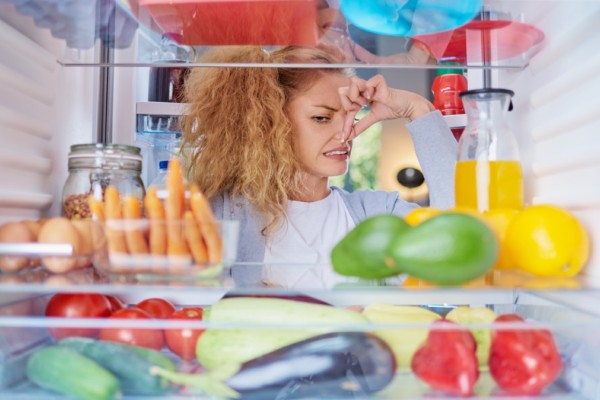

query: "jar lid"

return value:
[68, 143, 142, 162]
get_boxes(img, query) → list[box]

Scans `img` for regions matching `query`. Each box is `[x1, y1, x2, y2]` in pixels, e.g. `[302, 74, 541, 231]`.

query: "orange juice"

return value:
[455, 160, 524, 211]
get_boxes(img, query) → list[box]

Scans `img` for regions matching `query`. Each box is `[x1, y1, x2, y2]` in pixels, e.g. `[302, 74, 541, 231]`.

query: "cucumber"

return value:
[26, 346, 120, 400]
[198, 297, 369, 371]
[59, 337, 174, 395]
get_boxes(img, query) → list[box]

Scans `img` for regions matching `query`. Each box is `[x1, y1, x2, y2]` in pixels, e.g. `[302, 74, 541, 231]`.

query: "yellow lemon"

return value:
[403, 207, 441, 226]
[504, 205, 589, 277]
[483, 208, 520, 270]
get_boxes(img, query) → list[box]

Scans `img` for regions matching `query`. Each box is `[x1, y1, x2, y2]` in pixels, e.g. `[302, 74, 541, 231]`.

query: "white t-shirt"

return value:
[262, 189, 356, 287]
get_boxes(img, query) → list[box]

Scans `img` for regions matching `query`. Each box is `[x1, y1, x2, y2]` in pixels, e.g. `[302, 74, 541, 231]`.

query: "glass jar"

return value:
[62, 144, 145, 219]
[454, 88, 523, 212]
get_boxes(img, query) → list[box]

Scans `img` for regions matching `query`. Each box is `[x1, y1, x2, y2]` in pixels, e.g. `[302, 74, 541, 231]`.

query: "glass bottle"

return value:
[62, 144, 145, 219]
[454, 88, 523, 212]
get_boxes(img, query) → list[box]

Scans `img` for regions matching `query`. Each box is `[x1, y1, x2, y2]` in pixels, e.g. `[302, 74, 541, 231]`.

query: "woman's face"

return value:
[286, 73, 353, 189]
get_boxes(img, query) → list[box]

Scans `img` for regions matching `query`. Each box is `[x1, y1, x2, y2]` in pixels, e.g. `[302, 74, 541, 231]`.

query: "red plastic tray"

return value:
[135, 0, 319, 46]
[413, 20, 545, 63]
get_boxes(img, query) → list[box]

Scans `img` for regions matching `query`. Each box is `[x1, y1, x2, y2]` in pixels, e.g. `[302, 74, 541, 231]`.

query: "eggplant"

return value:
[224, 332, 396, 400]
[154, 332, 396, 399]
[225, 331, 396, 399]
[221, 290, 332, 306]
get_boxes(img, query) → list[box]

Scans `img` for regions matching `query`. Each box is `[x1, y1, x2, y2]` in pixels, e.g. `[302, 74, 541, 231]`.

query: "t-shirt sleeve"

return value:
[406, 110, 457, 209]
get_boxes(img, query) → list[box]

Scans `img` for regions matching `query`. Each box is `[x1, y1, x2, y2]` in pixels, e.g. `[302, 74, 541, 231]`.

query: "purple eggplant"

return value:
[222, 290, 332, 306]
[154, 332, 396, 399]
[227, 332, 395, 399]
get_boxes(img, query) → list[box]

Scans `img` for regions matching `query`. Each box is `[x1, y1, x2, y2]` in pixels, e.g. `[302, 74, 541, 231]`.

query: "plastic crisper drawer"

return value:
[0, 283, 599, 399]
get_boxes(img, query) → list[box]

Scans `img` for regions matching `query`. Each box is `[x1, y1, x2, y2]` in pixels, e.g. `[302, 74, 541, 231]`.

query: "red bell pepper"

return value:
[411, 319, 479, 396]
[489, 313, 562, 395]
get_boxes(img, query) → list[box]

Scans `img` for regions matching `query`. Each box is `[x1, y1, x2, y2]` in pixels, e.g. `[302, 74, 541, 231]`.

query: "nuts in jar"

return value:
[63, 193, 92, 219]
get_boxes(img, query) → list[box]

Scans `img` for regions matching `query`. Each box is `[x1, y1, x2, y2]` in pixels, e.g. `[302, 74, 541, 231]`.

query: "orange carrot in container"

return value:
[122, 195, 149, 254]
[183, 211, 209, 265]
[144, 187, 167, 256]
[88, 196, 105, 221]
[190, 184, 222, 264]
[165, 158, 189, 257]
[104, 186, 128, 254]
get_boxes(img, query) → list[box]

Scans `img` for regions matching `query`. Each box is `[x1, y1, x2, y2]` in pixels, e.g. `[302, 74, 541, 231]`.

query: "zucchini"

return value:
[59, 337, 174, 395]
[198, 297, 368, 371]
[26, 346, 120, 400]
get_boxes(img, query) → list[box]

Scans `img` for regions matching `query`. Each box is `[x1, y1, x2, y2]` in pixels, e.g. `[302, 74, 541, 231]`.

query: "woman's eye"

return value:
[312, 115, 330, 123]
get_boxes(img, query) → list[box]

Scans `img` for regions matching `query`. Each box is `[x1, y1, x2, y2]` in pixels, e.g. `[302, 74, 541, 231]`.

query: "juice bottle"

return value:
[455, 88, 523, 212]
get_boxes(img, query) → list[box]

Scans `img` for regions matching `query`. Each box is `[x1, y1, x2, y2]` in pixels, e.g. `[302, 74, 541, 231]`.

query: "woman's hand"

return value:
[338, 74, 434, 141]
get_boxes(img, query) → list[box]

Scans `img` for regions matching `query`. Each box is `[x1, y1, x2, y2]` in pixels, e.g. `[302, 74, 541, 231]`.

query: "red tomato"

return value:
[165, 307, 204, 362]
[136, 298, 176, 319]
[105, 295, 125, 313]
[99, 307, 164, 351]
[45, 293, 112, 339]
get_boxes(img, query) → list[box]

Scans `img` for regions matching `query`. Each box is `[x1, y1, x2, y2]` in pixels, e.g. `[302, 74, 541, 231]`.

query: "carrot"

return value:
[103, 186, 128, 254]
[88, 196, 105, 221]
[165, 158, 189, 257]
[189, 184, 222, 264]
[122, 195, 149, 254]
[144, 186, 167, 256]
[183, 211, 209, 265]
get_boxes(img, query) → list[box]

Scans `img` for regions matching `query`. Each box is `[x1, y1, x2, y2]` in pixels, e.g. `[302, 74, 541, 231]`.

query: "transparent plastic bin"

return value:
[92, 219, 239, 280]
[0, 289, 598, 398]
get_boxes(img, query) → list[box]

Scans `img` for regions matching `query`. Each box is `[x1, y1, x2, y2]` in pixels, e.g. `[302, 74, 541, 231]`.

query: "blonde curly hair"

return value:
[181, 45, 353, 234]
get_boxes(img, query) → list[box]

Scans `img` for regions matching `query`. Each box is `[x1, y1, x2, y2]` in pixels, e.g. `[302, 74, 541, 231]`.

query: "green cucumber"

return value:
[59, 337, 174, 395]
[26, 346, 120, 400]
[197, 297, 368, 371]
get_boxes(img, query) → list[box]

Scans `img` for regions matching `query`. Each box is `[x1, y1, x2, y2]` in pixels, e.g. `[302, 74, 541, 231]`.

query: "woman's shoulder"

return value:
[331, 186, 414, 220]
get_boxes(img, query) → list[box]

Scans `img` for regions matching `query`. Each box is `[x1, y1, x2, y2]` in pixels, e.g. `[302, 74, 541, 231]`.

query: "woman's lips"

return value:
[324, 147, 351, 159]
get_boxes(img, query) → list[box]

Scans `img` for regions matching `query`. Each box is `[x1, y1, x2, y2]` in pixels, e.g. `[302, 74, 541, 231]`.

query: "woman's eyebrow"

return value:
[312, 104, 339, 112]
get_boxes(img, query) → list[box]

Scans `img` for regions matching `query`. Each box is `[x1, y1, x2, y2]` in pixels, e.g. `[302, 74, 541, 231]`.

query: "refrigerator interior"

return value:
[0, 0, 600, 398]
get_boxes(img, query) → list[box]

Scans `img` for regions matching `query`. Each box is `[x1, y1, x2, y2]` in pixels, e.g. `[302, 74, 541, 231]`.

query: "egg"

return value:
[71, 219, 94, 268]
[0, 221, 36, 272]
[21, 219, 42, 240]
[37, 217, 82, 273]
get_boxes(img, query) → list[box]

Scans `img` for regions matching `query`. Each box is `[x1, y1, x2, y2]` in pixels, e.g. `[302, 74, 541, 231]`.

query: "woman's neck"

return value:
[289, 178, 331, 202]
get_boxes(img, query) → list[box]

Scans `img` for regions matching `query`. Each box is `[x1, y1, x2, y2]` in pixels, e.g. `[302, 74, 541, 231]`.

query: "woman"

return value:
[181, 46, 457, 281]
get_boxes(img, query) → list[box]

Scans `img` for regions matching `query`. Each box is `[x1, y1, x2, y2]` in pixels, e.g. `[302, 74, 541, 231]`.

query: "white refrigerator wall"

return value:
[0, 5, 96, 219]
[0, 1, 598, 274]
[491, 1, 600, 276]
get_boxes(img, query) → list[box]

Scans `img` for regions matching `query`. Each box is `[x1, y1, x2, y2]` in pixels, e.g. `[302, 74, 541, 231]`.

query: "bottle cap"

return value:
[158, 160, 170, 170]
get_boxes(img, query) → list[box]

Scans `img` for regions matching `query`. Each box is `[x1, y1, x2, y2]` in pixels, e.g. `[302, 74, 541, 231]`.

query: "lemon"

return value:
[404, 207, 441, 226]
[483, 208, 520, 270]
[504, 205, 589, 277]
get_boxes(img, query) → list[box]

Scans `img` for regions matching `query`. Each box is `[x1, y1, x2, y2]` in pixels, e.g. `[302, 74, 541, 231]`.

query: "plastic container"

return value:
[62, 144, 145, 219]
[133, 0, 319, 46]
[93, 219, 240, 279]
[340, 0, 482, 36]
[454, 88, 523, 212]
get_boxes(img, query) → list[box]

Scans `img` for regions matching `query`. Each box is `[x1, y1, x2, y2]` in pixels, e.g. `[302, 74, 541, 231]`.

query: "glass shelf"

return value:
[0, 0, 564, 69]
[0, 264, 596, 299]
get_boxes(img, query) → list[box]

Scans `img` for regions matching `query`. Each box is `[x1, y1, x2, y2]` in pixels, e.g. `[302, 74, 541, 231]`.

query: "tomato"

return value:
[45, 293, 112, 339]
[99, 307, 164, 351]
[136, 298, 176, 319]
[165, 307, 204, 362]
[105, 295, 125, 313]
